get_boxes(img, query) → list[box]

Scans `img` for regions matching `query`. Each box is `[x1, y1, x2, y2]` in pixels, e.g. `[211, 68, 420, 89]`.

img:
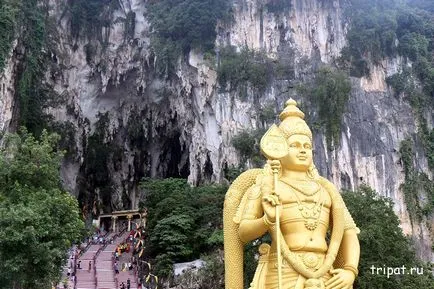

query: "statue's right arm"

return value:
[238, 185, 268, 243]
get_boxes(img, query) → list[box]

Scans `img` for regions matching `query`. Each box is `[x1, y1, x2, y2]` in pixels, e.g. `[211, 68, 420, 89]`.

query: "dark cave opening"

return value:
[204, 152, 213, 179]
[163, 132, 190, 178]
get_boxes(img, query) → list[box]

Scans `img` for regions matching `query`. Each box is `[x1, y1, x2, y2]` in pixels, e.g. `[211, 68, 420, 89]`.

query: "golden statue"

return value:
[223, 99, 360, 289]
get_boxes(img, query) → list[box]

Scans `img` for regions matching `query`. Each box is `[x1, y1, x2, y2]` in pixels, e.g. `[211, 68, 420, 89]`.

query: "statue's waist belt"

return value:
[268, 251, 326, 271]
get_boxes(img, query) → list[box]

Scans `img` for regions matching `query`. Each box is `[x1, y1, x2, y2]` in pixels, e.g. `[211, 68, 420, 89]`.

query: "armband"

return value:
[343, 265, 359, 277]
[262, 214, 275, 227]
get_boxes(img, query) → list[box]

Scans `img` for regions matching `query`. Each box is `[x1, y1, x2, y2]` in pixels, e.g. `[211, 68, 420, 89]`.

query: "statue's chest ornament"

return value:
[281, 180, 324, 231]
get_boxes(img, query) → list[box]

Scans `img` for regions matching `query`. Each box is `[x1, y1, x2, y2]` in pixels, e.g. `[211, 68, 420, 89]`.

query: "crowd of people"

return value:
[119, 278, 132, 289]
[112, 226, 152, 289]
[113, 230, 140, 275]
[86, 229, 114, 246]
[116, 242, 131, 255]
[56, 220, 154, 289]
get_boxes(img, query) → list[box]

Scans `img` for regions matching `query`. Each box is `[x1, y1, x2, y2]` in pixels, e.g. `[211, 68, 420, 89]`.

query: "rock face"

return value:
[0, 40, 18, 133]
[0, 0, 432, 260]
[221, 0, 346, 64]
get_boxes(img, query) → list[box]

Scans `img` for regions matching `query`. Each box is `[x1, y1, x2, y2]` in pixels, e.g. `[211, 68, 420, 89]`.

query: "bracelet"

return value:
[343, 265, 359, 277]
[262, 215, 275, 227]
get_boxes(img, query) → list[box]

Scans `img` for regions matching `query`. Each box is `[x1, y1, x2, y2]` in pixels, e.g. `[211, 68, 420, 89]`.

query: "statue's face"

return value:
[281, 134, 313, 171]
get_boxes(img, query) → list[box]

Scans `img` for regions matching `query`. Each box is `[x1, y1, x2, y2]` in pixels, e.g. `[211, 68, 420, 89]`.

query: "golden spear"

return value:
[260, 124, 288, 289]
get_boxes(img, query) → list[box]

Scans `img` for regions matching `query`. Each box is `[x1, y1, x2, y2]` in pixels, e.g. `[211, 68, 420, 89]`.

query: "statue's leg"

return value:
[264, 257, 300, 289]
[249, 244, 270, 289]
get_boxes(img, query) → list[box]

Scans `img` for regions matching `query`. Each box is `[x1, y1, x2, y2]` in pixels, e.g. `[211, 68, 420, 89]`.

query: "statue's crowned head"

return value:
[276, 98, 315, 173]
[278, 98, 312, 141]
[260, 98, 316, 172]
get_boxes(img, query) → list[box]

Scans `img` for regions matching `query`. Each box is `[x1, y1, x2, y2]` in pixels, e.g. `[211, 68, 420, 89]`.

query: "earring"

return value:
[307, 169, 314, 179]
[307, 166, 317, 179]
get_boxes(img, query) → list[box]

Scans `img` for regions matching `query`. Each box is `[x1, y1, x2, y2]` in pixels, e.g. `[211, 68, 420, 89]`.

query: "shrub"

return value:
[297, 67, 351, 148]
[67, 0, 120, 40]
[217, 46, 273, 98]
[139, 178, 227, 277]
[0, 0, 20, 72]
[147, 0, 230, 77]
[343, 185, 434, 288]
[231, 129, 266, 167]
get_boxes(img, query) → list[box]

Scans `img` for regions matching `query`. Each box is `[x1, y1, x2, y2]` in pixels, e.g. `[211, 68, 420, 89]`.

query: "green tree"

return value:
[217, 46, 273, 98]
[342, 185, 434, 289]
[66, 0, 119, 40]
[0, 129, 84, 289]
[150, 214, 195, 276]
[399, 138, 434, 220]
[231, 131, 257, 162]
[139, 178, 226, 277]
[298, 67, 351, 148]
[1, 0, 67, 136]
[0, 0, 20, 72]
[231, 129, 266, 167]
[147, 0, 230, 77]
[341, 0, 399, 76]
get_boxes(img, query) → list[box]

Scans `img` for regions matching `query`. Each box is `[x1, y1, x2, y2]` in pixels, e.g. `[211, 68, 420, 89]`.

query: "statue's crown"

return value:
[278, 98, 312, 141]
[279, 98, 305, 120]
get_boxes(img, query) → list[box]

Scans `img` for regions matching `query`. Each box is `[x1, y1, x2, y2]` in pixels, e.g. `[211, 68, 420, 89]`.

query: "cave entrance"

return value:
[163, 132, 190, 178]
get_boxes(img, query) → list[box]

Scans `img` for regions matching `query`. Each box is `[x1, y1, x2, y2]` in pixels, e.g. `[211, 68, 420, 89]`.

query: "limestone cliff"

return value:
[0, 0, 432, 261]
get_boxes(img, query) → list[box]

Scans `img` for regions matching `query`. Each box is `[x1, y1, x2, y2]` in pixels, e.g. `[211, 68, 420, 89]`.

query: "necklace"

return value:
[283, 180, 324, 231]
[281, 179, 321, 196]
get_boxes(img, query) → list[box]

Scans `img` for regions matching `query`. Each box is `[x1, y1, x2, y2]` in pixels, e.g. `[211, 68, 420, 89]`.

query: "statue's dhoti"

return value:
[261, 251, 332, 289]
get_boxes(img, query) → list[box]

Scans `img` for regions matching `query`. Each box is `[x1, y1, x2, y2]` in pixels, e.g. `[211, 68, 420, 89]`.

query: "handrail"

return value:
[94, 243, 104, 259]
[70, 229, 116, 289]
[114, 254, 119, 289]
[134, 266, 141, 289]
[93, 253, 98, 289]
[79, 240, 92, 257]
[73, 251, 78, 289]
[116, 228, 127, 239]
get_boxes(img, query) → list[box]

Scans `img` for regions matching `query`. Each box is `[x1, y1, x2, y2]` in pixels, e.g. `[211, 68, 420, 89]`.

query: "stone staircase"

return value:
[95, 244, 117, 289]
[59, 230, 141, 289]
[94, 231, 138, 289]
[76, 244, 100, 289]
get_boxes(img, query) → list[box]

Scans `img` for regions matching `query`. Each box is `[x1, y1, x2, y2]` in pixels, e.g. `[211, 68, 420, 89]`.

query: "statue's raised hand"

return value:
[261, 174, 281, 224]
[325, 269, 355, 289]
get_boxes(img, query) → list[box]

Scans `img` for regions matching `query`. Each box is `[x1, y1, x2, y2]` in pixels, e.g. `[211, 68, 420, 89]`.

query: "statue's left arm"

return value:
[326, 205, 360, 289]
[321, 178, 360, 289]
[340, 205, 360, 277]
